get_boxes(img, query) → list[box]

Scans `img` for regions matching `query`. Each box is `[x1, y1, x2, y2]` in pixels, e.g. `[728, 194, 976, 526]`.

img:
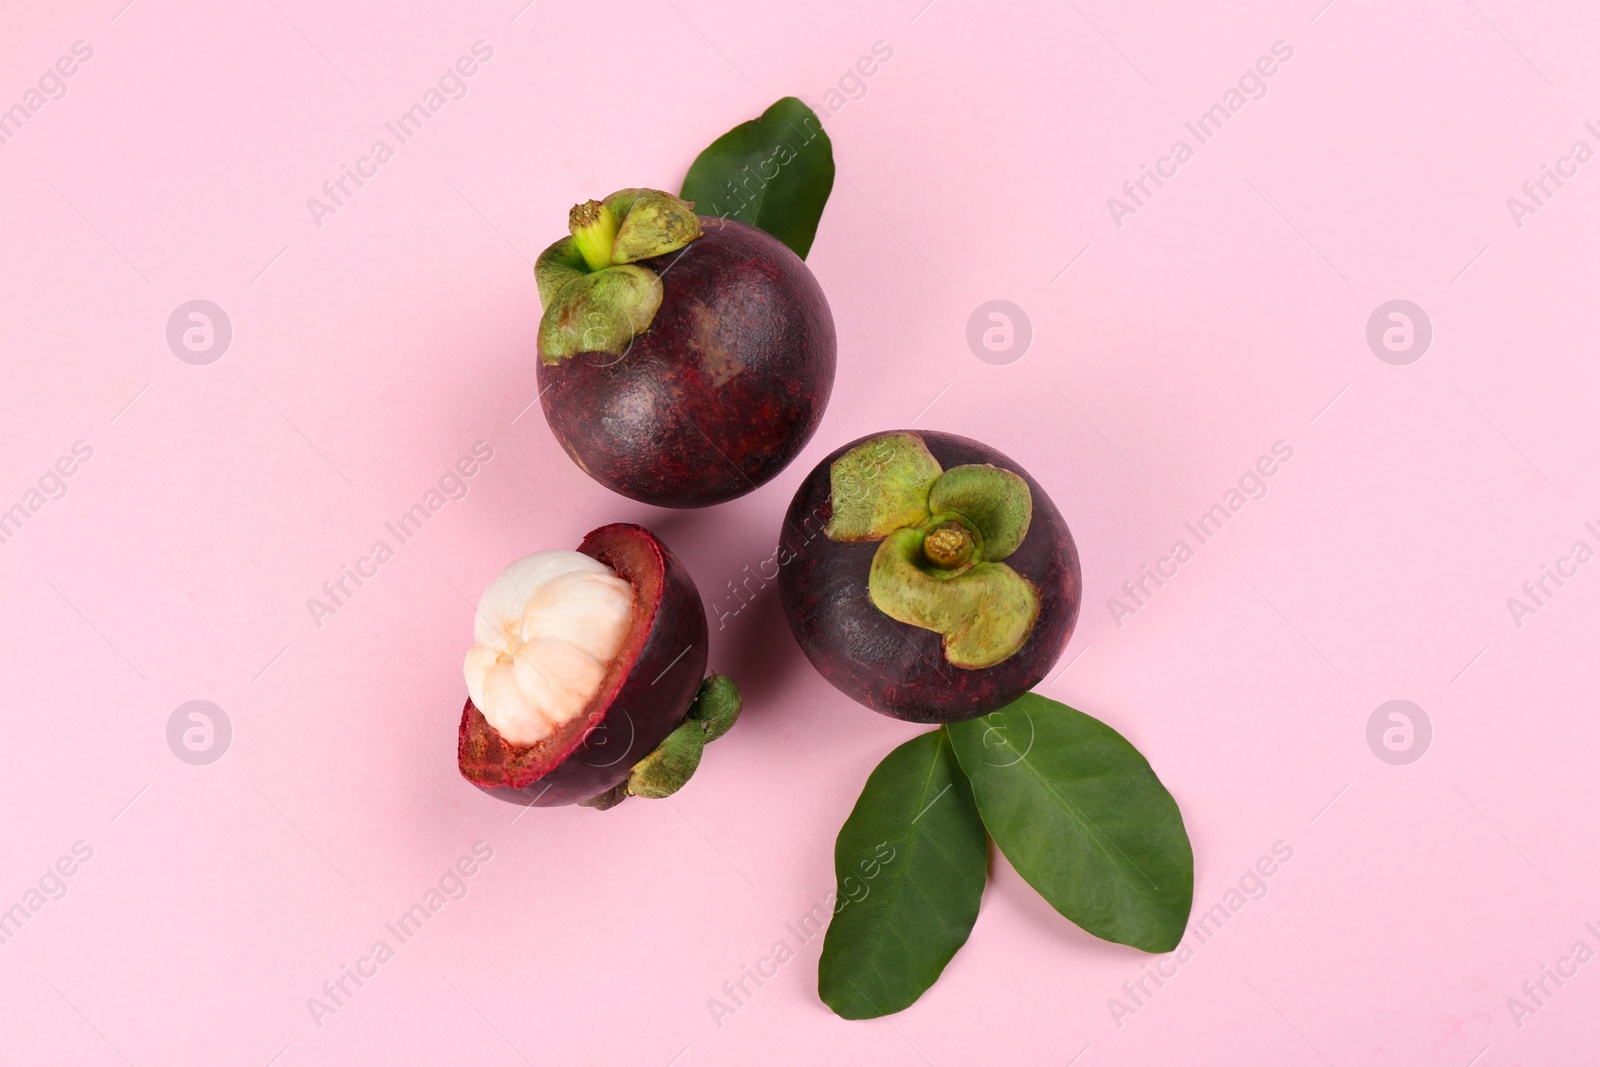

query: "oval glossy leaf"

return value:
[680, 97, 834, 259]
[818, 729, 986, 1019]
[946, 694, 1193, 952]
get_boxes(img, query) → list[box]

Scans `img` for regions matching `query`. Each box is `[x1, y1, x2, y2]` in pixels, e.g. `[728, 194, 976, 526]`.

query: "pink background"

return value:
[3, 0, 1598, 1063]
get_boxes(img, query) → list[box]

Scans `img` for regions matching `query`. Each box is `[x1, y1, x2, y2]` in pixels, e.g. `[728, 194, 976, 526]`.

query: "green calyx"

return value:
[824, 432, 943, 542]
[826, 432, 1039, 669]
[869, 529, 1039, 669]
[580, 674, 742, 809]
[627, 720, 705, 799]
[536, 188, 704, 365]
[568, 200, 619, 271]
[686, 673, 742, 742]
[922, 521, 976, 570]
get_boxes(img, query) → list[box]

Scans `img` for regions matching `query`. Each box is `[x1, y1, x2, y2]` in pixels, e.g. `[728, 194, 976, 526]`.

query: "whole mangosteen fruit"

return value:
[534, 189, 836, 508]
[458, 523, 741, 808]
[778, 430, 1081, 724]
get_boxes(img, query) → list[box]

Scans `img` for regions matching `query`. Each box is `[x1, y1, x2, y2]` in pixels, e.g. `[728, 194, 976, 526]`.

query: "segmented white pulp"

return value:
[463, 551, 634, 745]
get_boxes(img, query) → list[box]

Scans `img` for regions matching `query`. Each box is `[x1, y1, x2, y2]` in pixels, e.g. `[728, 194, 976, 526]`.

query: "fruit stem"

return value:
[922, 523, 975, 570]
[569, 200, 618, 271]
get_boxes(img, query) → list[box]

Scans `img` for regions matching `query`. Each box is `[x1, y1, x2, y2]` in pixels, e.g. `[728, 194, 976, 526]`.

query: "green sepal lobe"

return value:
[626, 720, 705, 799]
[869, 528, 1040, 669]
[536, 264, 662, 365]
[605, 188, 702, 264]
[928, 465, 1032, 562]
[824, 432, 942, 542]
[535, 188, 703, 363]
[687, 674, 742, 743]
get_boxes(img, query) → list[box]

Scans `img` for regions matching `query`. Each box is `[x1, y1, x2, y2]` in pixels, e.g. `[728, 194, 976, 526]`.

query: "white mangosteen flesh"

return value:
[463, 551, 635, 745]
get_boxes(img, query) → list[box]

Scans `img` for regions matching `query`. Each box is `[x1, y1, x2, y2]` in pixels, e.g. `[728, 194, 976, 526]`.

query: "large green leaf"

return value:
[818, 729, 987, 1019]
[946, 694, 1193, 952]
[680, 97, 834, 259]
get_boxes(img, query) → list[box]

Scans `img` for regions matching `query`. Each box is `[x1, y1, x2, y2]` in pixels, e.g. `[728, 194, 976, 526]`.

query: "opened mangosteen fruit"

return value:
[778, 431, 1082, 724]
[457, 522, 740, 808]
[535, 189, 836, 508]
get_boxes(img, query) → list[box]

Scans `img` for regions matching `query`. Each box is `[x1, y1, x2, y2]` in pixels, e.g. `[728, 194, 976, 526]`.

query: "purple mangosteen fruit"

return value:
[457, 522, 741, 808]
[778, 430, 1082, 723]
[534, 189, 836, 508]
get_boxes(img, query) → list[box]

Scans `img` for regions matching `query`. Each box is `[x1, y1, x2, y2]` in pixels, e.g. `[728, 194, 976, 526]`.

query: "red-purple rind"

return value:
[457, 523, 709, 806]
[538, 217, 836, 508]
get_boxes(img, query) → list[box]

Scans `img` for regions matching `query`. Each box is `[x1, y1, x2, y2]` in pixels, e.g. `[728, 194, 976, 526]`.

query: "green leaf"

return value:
[680, 97, 835, 259]
[818, 730, 987, 1020]
[946, 694, 1193, 952]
